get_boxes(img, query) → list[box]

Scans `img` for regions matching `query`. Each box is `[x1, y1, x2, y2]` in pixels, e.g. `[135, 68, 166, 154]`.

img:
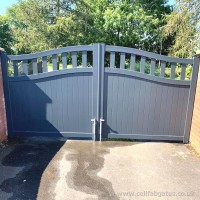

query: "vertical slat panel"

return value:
[126, 77, 135, 133]
[82, 51, 87, 68]
[22, 60, 28, 75]
[79, 75, 85, 130]
[50, 78, 57, 128]
[137, 80, 145, 132]
[104, 74, 111, 133]
[60, 77, 65, 130]
[32, 58, 38, 74]
[111, 76, 118, 131]
[169, 88, 181, 137]
[147, 82, 157, 134]
[160, 61, 166, 78]
[142, 81, 151, 133]
[130, 54, 136, 71]
[170, 63, 176, 79]
[120, 52, 125, 69]
[131, 79, 138, 133]
[110, 52, 115, 68]
[116, 76, 122, 131]
[107, 76, 113, 130]
[159, 85, 171, 134]
[159, 85, 168, 134]
[181, 64, 186, 80]
[150, 58, 156, 76]
[52, 54, 57, 71]
[174, 88, 183, 135]
[124, 78, 132, 133]
[42, 56, 47, 72]
[88, 75, 92, 130]
[120, 77, 126, 132]
[73, 76, 78, 130]
[77, 76, 81, 130]
[62, 52, 67, 69]
[45, 78, 53, 124]
[180, 88, 190, 135]
[140, 56, 146, 73]
[152, 84, 160, 134]
[66, 75, 71, 130]
[13, 60, 18, 76]
[161, 86, 171, 135]
[57, 78, 63, 130]
[72, 51, 77, 68]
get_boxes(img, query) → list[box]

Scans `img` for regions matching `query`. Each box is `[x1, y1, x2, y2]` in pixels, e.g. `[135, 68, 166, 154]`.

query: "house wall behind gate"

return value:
[190, 57, 200, 154]
[0, 49, 7, 142]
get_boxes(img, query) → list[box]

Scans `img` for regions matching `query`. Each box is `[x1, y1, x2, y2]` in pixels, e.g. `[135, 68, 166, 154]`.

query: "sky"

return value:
[0, 0, 176, 15]
[0, 0, 17, 15]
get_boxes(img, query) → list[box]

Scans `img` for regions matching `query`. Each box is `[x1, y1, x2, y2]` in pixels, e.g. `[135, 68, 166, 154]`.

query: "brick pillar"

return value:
[0, 49, 7, 142]
[190, 55, 200, 154]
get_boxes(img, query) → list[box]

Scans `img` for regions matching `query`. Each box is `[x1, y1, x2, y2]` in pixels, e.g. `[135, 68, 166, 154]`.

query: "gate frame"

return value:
[94, 44, 200, 143]
[1, 44, 200, 143]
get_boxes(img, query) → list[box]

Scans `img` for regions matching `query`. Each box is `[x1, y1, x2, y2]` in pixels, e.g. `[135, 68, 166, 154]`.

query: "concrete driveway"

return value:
[0, 137, 200, 200]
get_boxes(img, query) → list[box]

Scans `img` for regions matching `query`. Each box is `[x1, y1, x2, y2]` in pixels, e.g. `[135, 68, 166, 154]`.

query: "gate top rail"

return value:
[105, 45, 194, 81]
[2, 43, 197, 81]
[6, 45, 93, 77]
[106, 45, 193, 65]
[7, 45, 93, 60]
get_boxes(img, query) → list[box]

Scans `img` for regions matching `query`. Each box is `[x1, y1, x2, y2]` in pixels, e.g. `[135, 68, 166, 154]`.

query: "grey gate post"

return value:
[0, 50, 13, 135]
[183, 54, 200, 143]
[92, 43, 105, 141]
[99, 44, 105, 141]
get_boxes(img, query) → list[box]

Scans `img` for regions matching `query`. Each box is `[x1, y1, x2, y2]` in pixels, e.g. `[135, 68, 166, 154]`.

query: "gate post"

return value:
[92, 43, 105, 141]
[99, 44, 105, 141]
[183, 55, 200, 143]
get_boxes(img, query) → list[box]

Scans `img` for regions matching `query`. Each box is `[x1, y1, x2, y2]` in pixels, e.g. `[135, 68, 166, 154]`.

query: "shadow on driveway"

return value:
[0, 137, 65, 200]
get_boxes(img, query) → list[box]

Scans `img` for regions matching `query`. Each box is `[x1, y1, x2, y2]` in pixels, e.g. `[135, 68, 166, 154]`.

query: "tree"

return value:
[6, 0, 94, 53]
[5, 0, 173, 54]
[103, 2, 161, 50]
[0, 16, 13, 54]
[6, 0, 51, 54]
[69, 0, 172, 52]
[162, 0, 200, 58]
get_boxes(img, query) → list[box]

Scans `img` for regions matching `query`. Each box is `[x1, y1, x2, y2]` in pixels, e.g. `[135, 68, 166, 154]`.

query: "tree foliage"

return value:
[6, 0, 51, 53]
[0, 16, 13, 54]
[5, 0, 172, 54]
[162, 0, 200, 58]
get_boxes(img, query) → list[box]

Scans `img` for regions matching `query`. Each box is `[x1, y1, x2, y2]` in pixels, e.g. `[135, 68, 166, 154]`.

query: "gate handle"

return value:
[100, 119, 105, 142]
[91, 119, 96, 141]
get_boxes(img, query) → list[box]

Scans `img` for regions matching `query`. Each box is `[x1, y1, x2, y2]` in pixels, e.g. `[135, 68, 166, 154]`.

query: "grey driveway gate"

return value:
[0, 44, 199, 143]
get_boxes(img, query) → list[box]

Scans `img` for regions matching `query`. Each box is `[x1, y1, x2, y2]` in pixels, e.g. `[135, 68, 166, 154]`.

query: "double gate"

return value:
[0, 44, 199, 143]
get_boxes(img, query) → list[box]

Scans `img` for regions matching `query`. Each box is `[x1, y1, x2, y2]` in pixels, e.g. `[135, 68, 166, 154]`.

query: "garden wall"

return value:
[0, 49, 7, 142]
[190, 55, 200, 154]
